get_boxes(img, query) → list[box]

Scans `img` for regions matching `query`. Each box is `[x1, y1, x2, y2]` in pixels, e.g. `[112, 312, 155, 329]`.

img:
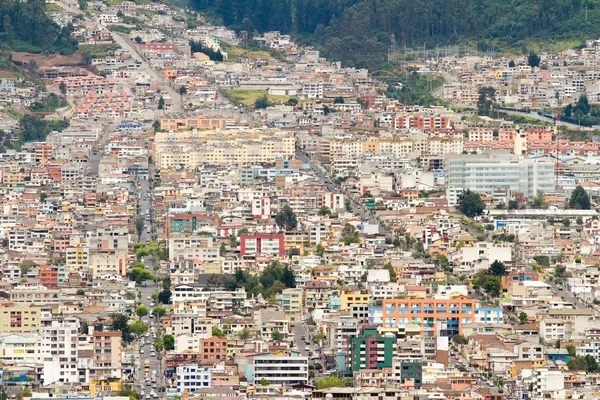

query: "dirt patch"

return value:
[10, 51, 86, 69]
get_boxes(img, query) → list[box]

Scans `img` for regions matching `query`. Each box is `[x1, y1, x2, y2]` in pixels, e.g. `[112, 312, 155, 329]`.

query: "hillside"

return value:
[190, 0, 598, 69]
[0, 0, 78, 54]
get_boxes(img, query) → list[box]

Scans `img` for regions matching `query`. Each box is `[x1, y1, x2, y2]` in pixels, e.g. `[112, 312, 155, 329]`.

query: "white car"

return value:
[140, 350, 144, 354]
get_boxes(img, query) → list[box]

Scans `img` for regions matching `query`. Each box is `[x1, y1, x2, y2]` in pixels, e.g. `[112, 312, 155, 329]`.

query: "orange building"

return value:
[200, 336, 227, 361]
[391, 114, 450, 130]
[40, 265, 58, 288]
[158, 114, 235, 131]
[526, 129, 553, 143]
[381, 295, 478, 335]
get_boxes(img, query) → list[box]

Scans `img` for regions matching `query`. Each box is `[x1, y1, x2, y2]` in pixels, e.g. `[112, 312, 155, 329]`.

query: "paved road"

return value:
[111, 33, 181, 113]
[292, 323, 309, 356]
[136, 283, 165, 400]
[89, 123, 113, 175]
[498, 108, 587, 129]
[295, 152, 337, 193]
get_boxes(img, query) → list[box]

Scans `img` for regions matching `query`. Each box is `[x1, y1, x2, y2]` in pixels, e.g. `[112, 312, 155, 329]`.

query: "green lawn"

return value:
[223, 90, 296, 107]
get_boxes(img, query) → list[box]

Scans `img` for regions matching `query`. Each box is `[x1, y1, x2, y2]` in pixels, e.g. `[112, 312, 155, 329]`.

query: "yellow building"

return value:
[89, 378, 121, 397]
[66, 245, 89, 272]
[341, 292, 370, 311]
[0, 305, 43, 332]
[154, 130, 295, 170]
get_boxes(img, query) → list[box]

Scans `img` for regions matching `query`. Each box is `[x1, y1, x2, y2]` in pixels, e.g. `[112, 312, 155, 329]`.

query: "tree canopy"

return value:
[457, 189, 485, 218]
[275, 205, 297, 231]
[0, 0, 78, 54]
[189, 0, 589, 70]
[569, 186, 591, 210]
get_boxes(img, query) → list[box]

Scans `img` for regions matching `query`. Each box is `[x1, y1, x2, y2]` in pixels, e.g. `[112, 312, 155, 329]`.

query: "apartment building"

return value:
[0, 334, 41, 369]
[168, 235, 220, 261]
[381, 295, 479, 335]
[275, 288, 303, 322]
[92, 331, 122, 380]
[176, 364, 211, 395]
[158, 114, 235, 131]
[0, 304, 43, 333]
[445, 151, 555, 205]
[240, 234, 284, 257]
[200, 336, 227, 361]
[41, 317, 80, 385]
[348, 327, 396, 372]
[245, 354, 309, 386]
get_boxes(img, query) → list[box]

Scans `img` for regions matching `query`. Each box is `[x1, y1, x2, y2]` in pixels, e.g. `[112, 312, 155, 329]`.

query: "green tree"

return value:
[152, 306, 167, 319]
[315, 376, 346, 389]
[316, 243, 325, 257]
[179, 86, 187, 96]
[518, 311, 528, 324]
[287, 97, 298, 107]
[220, 242, 227, 257]
[275, 205, 297, 230]
[563, 217, 570, 227]
[333, 96, 345, 104]
[569, 186, 591, 210]
[157, 96, 165, 110]
[452, 334, 467, 345]
[508, 60, 516, 68]
[383, 262, 397, 281]
[129, 320, 149, 338]
[152, 120, 161, 133]
[340, 223, 360, 245]
[128, 267, 155, 284]
[163, 334, 175, 350]
[477, 87, 495, 116]
[434, 254, 449, 270]
[271, 330, 283, 341]
[158, 289, 172, 304]
[110, 313, 132, 342]
[317, 206, 331, 216]
[264, 280, 286, 299]
[531, 190, 547, 209]
[489, 260, 507, 277]
[136, 305, 149, 319]
[254, 94, 270, 109]
[508, 200, 518, 210]
[585, 355, 600, 372]
[259, 378, 271, 386]
[212, 326, 225, 338]
[527, 52, 541, 68]
[576, 216, 583, 225]
[238, 328, 251, 339]
[457, 189, 485, 218]
[59, 82, 67, 95]
[567, 356, 587, 370]
[566, 345, 576, 357]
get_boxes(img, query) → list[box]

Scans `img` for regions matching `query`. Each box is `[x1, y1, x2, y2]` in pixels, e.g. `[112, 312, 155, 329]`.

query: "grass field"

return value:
[223, 90, 295, 106]
[222, 44, 272, 63]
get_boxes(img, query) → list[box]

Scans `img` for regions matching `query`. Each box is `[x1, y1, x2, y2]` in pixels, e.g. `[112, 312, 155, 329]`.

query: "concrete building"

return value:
[91, 331, 122, 380]
[41, 316, 80, 385]
[445, 151, 555, 205]
[0, 304, 43, 333]
[245, 354, 309, 386]
[176, 364, 211, 395]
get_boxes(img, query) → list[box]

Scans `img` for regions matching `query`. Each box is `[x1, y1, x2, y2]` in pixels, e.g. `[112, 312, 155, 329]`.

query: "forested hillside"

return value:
[0, 0, 78, 54]
[191, 0, 597, 69]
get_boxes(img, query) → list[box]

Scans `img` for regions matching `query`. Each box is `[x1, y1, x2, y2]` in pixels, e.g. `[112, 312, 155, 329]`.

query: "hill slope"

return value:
[191, 0, 598, 69]
[0, 0, 78, 54]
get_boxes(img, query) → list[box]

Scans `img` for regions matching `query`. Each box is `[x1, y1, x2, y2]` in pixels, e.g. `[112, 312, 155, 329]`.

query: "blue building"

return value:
[474, 307, 503, 324]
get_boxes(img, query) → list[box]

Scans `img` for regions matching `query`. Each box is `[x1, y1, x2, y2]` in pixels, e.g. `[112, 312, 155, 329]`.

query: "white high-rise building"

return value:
[445, 151, 555, 205]
[41, 317, 80, 385]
